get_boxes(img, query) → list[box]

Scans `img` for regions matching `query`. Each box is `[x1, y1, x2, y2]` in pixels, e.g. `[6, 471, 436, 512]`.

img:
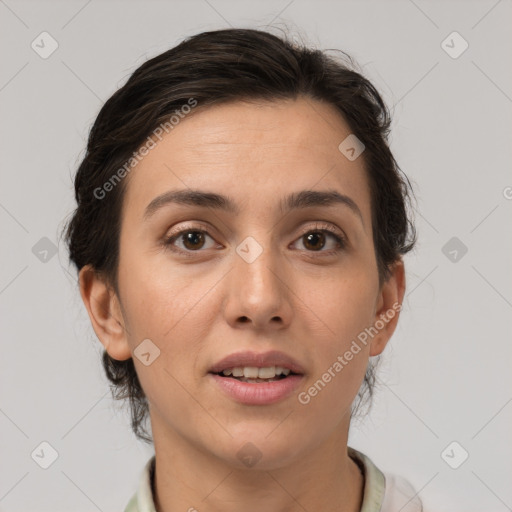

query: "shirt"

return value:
[124, 446, 423, 512]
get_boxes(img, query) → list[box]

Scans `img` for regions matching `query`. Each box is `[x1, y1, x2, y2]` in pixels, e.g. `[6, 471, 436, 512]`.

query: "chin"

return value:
[215, 429, 308, 471]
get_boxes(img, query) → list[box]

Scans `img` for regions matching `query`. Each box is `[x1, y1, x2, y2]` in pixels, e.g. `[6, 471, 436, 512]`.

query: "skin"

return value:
[79, 97, 405, 512]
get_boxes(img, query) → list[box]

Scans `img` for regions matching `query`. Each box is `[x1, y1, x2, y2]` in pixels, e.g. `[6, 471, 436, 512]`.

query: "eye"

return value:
[291, 223, 346, 255]
[162, 222, 346, 257]
[163, 227, 218, 256]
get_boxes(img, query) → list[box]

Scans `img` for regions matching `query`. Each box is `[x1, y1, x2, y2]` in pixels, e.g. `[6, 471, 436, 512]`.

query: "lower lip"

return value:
[209, 373, 303, 405]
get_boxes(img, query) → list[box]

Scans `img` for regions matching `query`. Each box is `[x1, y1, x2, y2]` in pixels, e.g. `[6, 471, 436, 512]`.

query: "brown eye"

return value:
[302, 232, 328, 251]
[292, 226, 346, 254]
[181, 231, 206, 250]
[164, 229, 217, 253]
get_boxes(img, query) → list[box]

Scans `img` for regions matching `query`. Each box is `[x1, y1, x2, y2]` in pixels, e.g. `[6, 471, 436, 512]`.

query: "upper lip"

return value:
[209, 350, 305, 375]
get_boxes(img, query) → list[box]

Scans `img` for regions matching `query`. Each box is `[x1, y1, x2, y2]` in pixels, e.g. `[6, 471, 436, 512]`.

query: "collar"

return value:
[124, 446, 387, 512]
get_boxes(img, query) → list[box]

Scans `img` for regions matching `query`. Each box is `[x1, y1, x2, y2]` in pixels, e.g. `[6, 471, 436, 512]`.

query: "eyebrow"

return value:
[143, 188, 364, 225]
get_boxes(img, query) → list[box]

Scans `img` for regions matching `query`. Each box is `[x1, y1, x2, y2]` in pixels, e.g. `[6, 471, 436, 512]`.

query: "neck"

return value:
[150, 412, 364, 512]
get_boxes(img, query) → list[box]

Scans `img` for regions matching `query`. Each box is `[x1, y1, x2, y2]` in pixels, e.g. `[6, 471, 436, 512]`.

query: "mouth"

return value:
[208, 349, 305, 380]
[210, 365, 300, 383]
[208, 350, 305, 405]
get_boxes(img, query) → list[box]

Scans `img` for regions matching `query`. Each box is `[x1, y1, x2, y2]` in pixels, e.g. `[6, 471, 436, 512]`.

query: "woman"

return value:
[64, 27, 420, 512]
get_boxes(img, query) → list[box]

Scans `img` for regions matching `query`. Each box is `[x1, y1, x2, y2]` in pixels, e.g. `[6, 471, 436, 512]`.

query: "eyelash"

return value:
[162, 222, 346, 259]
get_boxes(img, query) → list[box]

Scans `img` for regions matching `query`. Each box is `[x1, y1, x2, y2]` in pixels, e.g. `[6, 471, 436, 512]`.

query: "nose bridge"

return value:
[227, 228, 291, 326]
[235, 231, 281, 297]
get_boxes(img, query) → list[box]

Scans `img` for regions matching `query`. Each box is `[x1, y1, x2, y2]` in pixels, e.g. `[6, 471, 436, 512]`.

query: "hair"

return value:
[63, 27, 417, 444]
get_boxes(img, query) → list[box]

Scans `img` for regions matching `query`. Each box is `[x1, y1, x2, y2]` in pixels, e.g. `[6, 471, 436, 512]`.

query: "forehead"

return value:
[122, 97, 371, 224]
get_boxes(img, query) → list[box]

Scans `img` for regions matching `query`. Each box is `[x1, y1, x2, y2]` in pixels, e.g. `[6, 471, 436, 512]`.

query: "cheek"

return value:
[118, 246, 212, 338]
[117, 251, 223, 395]
[295, 342, 369, 432]
[118, 261, 213, 411]
[294, 268, 376, 404]
[299, 268, 377, 346]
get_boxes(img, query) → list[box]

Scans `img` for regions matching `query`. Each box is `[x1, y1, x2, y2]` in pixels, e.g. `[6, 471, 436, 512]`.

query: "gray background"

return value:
[1, 0, 511, 510]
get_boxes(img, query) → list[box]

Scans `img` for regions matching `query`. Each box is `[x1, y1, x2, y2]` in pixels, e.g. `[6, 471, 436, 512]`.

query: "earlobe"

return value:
[369, 259, 406, 356]
[78, 265, 132, 361]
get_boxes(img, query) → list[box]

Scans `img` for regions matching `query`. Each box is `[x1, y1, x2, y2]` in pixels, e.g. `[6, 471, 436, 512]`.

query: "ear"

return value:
[369, 259, 406, 356]
[78, 265, 132, 361]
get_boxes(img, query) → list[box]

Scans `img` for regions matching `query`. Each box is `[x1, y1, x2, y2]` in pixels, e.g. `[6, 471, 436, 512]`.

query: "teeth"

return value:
[220, 366, 292, 378]
[243, 367, 259, 378]
[258, 366, 276, 379]
[275, 366, 291, 376]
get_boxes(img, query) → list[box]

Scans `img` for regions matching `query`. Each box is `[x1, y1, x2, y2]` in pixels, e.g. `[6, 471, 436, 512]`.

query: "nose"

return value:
[223, 237, 293, 331]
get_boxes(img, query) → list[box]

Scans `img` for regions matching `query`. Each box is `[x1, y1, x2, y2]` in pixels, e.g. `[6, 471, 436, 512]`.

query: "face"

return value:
[82, 97, 404, 470]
